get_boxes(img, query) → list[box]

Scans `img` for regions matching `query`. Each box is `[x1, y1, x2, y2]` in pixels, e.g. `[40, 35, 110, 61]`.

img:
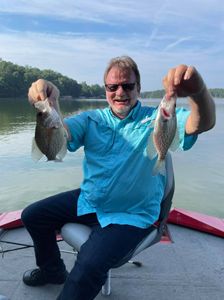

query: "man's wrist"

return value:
[189, 84, 207, 99]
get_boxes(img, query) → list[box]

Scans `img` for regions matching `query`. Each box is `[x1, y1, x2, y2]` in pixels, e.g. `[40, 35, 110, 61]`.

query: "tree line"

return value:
[0, 59, 105, 99]
[0, 59, 223, 99]
[141, 88, 224, 99]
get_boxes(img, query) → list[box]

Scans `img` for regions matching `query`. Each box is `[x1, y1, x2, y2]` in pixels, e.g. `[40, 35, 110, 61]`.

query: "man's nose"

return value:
[116, 85, 126, 95]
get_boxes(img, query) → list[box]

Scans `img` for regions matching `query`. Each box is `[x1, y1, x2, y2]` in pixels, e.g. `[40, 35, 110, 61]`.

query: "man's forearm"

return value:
[186, 86, 216, 135]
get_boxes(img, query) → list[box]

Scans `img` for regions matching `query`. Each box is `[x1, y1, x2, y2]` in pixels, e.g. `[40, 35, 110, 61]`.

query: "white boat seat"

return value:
[61, 152, 174, 296]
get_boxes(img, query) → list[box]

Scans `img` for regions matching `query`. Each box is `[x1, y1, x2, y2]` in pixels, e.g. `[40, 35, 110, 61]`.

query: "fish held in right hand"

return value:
[32, 98, 67, 161]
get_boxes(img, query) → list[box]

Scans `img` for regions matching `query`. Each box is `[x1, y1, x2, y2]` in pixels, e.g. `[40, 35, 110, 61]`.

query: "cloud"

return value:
[0, 0, 223, 90]
[163, 37, 192, 52]
[0, 0, 224, 27]
[0, 0, 165, 23]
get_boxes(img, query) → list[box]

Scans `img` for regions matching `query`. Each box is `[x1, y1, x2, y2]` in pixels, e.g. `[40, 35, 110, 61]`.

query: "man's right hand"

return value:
[28, 79, 60, 108]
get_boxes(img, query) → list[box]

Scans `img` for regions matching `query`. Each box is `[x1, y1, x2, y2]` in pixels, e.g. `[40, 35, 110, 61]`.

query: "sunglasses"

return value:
[105, 83, 136, 92]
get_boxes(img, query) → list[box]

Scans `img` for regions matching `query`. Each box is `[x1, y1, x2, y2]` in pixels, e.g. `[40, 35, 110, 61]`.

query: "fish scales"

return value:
[153, 113, 177, 160]
[35, 113, 66, 161]
[147, 95, 179, 176]
[32, 98, 67, 161]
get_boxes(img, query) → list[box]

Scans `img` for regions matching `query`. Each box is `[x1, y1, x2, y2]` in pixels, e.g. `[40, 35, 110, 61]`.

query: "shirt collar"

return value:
[131, 100, 141, 119]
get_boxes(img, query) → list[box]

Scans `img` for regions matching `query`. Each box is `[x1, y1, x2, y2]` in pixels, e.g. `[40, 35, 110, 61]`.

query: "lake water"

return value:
[0, 98, 223, 219]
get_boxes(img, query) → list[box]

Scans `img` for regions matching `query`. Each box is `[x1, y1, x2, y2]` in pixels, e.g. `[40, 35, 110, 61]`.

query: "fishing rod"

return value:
[0, 234, 141, 265]
[0, 237, 73, 255]
[0, 239, 34, 255]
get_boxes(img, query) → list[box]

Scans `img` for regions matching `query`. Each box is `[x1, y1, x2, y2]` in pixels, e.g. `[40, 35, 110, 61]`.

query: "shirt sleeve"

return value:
[176, 107, 198, 151]
[63, 112, 88, 152]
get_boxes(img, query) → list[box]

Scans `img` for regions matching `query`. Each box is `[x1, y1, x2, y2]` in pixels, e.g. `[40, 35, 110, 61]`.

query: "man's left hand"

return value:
[163, 64, 205, 98]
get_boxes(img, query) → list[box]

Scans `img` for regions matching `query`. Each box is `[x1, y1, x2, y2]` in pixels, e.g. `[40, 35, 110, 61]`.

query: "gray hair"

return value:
[104, 56, 141, 92]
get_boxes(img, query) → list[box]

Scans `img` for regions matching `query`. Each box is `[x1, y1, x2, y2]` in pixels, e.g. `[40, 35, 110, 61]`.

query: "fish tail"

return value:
[31, 138, 44, 161]
[152, 159, 166, 176]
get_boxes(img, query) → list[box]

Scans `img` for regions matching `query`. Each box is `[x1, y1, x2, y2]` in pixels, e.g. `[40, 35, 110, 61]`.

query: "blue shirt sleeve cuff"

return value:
[177, 108, 198, 151]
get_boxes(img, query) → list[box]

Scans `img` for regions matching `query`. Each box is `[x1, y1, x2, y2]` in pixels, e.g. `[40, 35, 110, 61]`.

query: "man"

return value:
[22, 56, 215, 300]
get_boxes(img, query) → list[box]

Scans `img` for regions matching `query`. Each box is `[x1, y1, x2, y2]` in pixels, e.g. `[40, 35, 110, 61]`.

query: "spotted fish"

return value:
[32, 98, 67, 161]
[147, 94, 179, 175]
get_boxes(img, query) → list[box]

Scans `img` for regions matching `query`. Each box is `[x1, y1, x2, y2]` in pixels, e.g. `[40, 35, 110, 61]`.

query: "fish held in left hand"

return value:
[147, 94, 179, 176]
[32, 98, 67, 161]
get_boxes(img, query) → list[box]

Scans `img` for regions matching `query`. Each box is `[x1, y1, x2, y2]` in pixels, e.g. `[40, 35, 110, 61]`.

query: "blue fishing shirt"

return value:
[64, 100, 197, 228]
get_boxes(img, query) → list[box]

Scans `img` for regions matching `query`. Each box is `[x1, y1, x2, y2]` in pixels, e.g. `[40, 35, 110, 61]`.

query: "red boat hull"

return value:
[0, 210, 23, 229]
[1, 208, 224, 238]
[168, 208, 224, 238]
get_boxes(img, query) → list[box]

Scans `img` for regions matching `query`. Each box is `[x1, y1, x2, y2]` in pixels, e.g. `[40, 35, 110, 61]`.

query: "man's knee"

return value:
[21, 203, 38, 226]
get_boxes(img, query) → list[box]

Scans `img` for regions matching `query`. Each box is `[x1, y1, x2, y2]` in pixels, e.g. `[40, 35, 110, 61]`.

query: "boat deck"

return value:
[0, 224, 223, 300]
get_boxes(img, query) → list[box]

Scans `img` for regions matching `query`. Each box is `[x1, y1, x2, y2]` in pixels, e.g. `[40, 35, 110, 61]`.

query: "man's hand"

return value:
[163, 64, 215, 134]
[28, 79, 60, 108]
[163, 64, 205, 99]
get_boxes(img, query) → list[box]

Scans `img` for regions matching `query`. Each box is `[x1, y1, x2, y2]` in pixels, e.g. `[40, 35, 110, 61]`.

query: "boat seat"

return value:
[61, 152, 174, 296]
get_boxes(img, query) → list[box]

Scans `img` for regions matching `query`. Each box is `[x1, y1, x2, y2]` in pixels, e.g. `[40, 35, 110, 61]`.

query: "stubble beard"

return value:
[112, 104, 132, 118]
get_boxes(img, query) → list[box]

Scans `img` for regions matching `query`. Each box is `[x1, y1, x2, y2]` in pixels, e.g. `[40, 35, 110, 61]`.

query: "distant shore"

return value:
[0, 94, 223, 101]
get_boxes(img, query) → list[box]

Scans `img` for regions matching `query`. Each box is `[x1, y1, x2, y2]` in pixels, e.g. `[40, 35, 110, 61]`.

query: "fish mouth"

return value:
[161, 107, 171, 119]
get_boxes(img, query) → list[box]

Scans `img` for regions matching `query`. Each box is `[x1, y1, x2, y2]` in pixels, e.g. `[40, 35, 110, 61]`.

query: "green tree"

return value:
[1, 59, 223, 99]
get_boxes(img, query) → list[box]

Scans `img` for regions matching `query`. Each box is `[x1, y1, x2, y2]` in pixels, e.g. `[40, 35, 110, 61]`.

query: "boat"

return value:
[0, 208, 223, 300]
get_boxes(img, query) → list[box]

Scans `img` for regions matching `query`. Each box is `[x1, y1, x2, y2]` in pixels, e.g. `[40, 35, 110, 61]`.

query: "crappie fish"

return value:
[147, 94, 179, 176]
[32, 98, 67, 161]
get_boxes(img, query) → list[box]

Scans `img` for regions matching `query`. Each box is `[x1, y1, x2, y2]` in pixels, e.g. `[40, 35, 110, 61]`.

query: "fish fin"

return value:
[55, 137, 67, 161]
[147, 132, 157, 160]
[31, 138, 44, 161]
[169, 127, 180, 152]
[34, 98, 51, 114]
[152, 159, 166, 176]
[147, 120, 155, 129]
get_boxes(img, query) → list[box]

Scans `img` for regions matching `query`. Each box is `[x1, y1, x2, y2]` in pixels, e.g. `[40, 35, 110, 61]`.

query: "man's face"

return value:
[105, 67, 139, 119]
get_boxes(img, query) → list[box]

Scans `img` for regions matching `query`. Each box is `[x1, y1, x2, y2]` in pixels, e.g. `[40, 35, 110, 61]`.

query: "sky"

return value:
[0, 0, 223, 91]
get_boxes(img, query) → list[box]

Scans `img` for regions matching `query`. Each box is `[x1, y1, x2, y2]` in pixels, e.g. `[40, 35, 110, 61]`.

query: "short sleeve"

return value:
[176, 107, 198, 151]
[64, 113, 88, 152]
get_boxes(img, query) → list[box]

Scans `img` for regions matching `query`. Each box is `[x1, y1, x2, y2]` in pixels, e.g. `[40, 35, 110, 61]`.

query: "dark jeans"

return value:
[21, 188, 152, 300]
